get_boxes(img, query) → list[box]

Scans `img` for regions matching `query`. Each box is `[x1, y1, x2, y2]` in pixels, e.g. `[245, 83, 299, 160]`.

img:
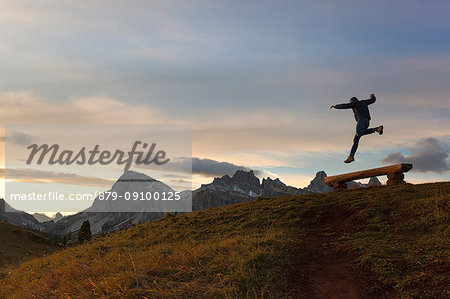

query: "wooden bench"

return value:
[324, 163, 413, 190]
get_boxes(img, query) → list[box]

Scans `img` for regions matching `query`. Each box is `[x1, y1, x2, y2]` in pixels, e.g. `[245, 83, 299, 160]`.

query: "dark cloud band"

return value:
[382, 138, 449, 173]
[191, 157, 262, 177]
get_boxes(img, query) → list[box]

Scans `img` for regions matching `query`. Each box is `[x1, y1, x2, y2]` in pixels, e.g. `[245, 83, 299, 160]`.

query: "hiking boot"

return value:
[344, 155, 355, 163]
[376, 125, 384, 135]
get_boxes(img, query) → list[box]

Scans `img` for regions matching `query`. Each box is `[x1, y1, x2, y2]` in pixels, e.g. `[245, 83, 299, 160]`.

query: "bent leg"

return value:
[357, 127, 376, 136]
[356, 117, 376, 137]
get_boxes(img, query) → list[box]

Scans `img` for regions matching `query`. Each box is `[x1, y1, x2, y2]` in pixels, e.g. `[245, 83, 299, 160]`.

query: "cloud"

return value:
[137, 156, 264, 178]
[0, 92, 166, 125]
[382, 138, 449, 173]
[1, 131, 37, 145]
[0, 168, 114, 187]
[191, 157, 263, 177]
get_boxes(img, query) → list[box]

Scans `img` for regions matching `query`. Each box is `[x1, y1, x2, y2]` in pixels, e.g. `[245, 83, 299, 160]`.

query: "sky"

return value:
[0, 0, 449, 201]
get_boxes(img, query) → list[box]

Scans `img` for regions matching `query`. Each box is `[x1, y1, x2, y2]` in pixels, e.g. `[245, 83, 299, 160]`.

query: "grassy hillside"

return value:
[0, 182, 448, 298]
[0, 221, 57, 267]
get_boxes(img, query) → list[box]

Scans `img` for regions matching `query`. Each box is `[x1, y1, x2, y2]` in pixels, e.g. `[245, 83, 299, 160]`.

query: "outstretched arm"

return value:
[363, 94, 376, 105]
[330, 102, 354, 109]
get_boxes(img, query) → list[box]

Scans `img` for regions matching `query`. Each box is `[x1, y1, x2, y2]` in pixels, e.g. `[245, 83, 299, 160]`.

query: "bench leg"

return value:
[387, 172, 406, 186]
[333, 182, 347, 190]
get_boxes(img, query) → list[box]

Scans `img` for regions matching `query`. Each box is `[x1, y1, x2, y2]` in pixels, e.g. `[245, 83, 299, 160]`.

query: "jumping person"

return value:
[330, 94, 383, 163]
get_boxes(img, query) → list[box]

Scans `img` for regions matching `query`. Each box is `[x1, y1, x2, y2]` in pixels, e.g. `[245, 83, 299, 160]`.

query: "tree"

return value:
[67, 230, 72, 241]
[78, 220, 92, 242]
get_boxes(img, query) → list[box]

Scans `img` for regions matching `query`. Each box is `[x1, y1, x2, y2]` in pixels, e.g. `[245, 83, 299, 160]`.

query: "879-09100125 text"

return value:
[8, 191, 181, 201]
[97, 191, 181, 201]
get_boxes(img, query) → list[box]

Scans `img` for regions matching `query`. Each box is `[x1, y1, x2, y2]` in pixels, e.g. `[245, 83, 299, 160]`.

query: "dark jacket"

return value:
[335, 96, 376, 121]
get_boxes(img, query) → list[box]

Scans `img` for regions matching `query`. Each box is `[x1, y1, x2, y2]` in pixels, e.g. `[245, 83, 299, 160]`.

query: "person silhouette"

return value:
[330, 94, 383, 163]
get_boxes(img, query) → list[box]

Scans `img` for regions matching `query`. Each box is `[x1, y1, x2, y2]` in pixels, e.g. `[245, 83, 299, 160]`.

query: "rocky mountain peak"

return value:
[306, 171, 333, 193]
[315, 171, 327, 180]
[261, 177, 306, 197]
[368, 177, 382, 186]
[207, 170, 261, 196]
[208, 169, 312, 197]
[212, 175, 229, 185]
[118, 170, 156, 182]
[261, 177, 286, 189]
[53, 212, 64, 222]
[232, 170, 260, 188]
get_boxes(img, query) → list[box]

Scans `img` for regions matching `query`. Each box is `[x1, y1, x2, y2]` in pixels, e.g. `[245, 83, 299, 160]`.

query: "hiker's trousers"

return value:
[350, 117, 376, 156]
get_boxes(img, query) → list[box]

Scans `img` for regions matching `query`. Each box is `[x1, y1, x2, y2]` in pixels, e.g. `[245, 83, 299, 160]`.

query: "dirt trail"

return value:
[301, 228, 367, 299]
[288, 206, 376, 299]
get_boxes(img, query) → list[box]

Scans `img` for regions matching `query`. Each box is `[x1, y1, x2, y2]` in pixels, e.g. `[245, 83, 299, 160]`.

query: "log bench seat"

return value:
[324, 163, 413, 190]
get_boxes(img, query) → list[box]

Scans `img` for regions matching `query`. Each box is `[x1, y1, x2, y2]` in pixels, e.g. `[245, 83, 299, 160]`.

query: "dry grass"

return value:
[0, 182, 449, 298]
[0, 198, 298, 298]
[0, 221, 57, 268]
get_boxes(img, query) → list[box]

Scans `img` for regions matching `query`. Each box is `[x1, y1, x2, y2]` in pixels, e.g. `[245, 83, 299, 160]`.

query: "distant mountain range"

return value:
[32, 212, 64, 223]
[0, 199, 42, 231]
[1, 169, 381, 241]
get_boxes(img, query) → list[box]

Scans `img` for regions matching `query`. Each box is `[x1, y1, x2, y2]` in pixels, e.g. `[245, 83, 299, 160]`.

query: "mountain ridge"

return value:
[3, 169, 383, 239]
